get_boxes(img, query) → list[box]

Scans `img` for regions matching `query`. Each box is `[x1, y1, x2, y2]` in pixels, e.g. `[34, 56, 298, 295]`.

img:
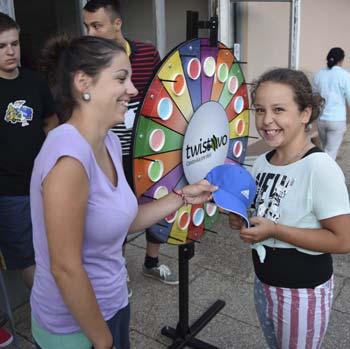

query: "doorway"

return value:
[13, 0, 83, 69]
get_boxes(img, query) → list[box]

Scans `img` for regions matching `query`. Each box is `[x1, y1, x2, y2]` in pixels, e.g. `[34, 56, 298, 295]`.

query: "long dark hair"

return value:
[39, 34, 125, 122]
[251, 68, 324, 128]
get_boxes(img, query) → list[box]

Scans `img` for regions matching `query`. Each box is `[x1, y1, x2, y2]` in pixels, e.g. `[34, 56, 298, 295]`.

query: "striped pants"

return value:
[254, 276, 333, 349]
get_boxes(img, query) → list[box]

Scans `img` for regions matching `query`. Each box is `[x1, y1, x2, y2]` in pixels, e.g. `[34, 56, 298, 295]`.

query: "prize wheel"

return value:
[132, 38, 250, 245]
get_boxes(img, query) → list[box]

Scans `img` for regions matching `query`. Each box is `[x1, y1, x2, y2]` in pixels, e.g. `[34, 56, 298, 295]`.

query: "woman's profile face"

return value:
[253, 81, 310, 150]
[88, 52, 138, 126]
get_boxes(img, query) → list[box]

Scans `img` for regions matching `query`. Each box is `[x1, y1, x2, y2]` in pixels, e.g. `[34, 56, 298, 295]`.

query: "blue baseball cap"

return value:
[205, 163, 257, 227]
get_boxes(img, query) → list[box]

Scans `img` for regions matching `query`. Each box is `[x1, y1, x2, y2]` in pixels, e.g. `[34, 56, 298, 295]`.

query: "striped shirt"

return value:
[111, 40, 161, 155]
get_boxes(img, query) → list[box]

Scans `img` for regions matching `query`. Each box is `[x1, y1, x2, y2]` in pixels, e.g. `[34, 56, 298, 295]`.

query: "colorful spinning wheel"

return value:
[132, 38, 250, 245]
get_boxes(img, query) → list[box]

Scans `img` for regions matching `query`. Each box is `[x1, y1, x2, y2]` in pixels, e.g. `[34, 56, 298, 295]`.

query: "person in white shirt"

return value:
[313, 47, 350, 159]
[229, 68, 350, 349]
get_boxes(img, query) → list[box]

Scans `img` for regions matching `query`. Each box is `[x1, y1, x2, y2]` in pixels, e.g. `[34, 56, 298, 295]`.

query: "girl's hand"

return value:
[178, 179, 218, 205]
[239, 216, 277, 243]
[228, 213, 245, 230]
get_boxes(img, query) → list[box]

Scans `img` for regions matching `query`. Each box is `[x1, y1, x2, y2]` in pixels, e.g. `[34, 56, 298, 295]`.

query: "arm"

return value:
[43, 157, 113, 349]
[43, 113, 59, 135]
[239, 214, 350, 253]
[129, 180, 217, 233]
[342, 70, 350, 106]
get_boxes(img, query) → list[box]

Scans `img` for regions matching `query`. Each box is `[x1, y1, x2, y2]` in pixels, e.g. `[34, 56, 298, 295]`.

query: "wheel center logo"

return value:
[182, 101, 229, 184]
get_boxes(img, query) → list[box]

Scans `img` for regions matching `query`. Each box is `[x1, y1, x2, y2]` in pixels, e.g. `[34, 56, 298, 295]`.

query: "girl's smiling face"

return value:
[253, 81, 311, 150]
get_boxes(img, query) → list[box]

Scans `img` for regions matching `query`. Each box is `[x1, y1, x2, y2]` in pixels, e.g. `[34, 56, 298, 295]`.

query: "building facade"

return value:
[2, 0, 349, 79]
[1, 0, 349, 144]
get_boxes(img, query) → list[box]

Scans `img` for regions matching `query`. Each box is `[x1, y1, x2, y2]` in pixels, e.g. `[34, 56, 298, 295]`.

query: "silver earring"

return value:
[82, 92, 91, 102]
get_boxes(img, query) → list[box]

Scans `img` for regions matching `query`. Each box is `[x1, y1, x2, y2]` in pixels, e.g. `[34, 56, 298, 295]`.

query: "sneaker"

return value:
[142, 264, 179, 285]
[0, 327, 13, 348]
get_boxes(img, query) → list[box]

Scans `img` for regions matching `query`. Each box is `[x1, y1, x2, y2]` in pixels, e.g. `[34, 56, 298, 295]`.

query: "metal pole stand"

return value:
[161, 242, 225, 349]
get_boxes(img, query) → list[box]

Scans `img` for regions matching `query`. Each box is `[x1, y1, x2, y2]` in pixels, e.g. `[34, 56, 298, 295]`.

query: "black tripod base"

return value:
[161, 299, 225, 349]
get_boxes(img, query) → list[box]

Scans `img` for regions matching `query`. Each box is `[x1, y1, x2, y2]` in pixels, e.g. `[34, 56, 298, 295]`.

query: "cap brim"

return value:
[212, 189, 250, 227]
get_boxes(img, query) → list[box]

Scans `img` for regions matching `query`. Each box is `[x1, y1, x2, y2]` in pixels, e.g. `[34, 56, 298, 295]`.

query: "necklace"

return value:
[273, 141, 312, 166]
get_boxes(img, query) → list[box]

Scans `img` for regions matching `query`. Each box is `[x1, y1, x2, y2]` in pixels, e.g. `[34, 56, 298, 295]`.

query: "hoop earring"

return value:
[82, 92, 91, 102]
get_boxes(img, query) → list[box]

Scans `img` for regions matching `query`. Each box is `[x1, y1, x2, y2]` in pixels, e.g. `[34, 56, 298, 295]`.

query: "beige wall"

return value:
[245, 2, 290, 83]
[244, 0, 350, 80]
[300, 0, 350, 74]
[242, 0, 350, 142]
[242, 2, 290, 139]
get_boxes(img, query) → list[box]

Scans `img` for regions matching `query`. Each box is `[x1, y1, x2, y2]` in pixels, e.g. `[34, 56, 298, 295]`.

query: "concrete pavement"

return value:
[5, 126, 350, 348]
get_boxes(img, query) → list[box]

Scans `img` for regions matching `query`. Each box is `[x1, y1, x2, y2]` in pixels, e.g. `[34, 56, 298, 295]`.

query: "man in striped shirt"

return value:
[83, 0, 178, 288]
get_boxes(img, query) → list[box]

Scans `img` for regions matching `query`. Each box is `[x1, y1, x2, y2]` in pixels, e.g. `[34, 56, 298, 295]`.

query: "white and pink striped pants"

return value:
[254, 276, 334, 349]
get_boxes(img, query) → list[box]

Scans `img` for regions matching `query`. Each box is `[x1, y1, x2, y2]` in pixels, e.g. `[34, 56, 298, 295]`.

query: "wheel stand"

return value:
[161, 242, 225, 349]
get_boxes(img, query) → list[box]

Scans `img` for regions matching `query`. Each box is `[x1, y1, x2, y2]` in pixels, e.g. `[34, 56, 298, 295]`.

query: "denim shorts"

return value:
[0, 196, 35, 270]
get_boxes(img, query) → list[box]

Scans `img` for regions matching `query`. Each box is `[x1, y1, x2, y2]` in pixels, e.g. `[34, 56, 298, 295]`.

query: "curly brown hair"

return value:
[251, 68, 324, 128]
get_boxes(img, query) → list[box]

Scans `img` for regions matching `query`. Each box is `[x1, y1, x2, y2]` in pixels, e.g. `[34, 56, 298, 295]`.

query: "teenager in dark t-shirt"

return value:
[0, 69, 55, 194]
[0, 12, 58, 346]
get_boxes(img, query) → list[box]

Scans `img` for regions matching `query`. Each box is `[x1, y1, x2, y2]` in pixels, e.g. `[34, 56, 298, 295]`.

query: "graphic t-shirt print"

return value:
[254, 172, 295, 222]
[4, 100, 33, 127]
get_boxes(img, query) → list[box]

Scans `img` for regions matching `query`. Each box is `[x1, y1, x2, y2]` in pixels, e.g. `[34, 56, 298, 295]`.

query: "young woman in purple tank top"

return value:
[30, 35, 217, 349]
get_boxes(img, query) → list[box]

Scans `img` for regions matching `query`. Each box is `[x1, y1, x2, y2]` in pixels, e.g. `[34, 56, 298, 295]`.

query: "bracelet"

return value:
[172, 188, 187, 205]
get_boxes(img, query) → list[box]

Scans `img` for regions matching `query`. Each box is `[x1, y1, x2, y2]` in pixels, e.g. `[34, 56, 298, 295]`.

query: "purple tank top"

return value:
[30, 124, 138, 333]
